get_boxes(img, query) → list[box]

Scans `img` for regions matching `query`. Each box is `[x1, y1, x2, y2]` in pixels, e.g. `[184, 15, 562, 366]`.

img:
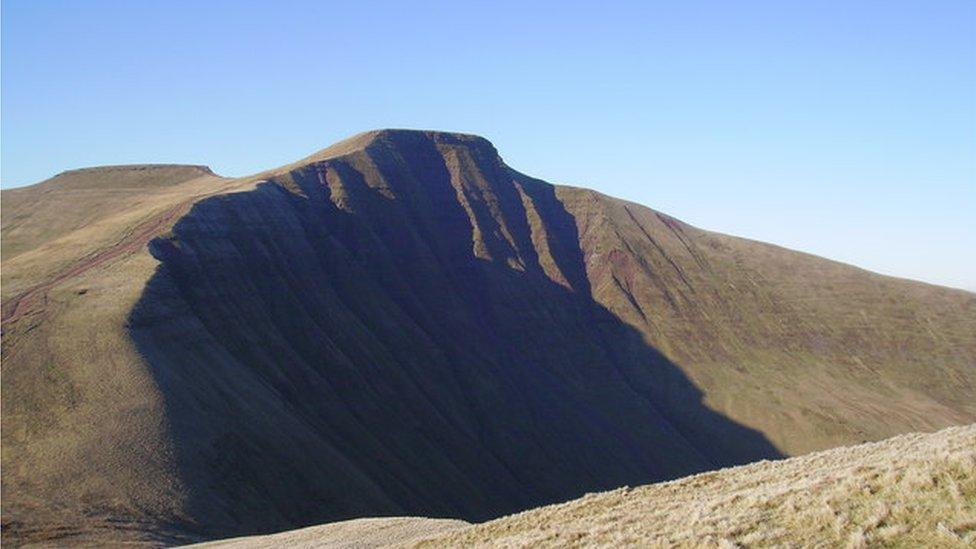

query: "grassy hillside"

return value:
[188, 424, 976, 548]
[417, 424, 976, 548]
[190, 518, 469, 549]
[1, 164, 214, 263]
[2, 130, 974, 545]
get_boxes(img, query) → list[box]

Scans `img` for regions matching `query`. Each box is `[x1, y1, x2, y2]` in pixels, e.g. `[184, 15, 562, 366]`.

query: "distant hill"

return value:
[2, 130, 974, 546]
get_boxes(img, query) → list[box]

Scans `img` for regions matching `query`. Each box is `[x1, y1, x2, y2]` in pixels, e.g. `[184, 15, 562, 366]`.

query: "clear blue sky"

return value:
[2, 1, 974, 290]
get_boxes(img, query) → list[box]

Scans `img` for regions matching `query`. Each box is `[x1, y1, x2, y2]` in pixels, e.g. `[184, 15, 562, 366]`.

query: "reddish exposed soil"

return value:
[1, 200, 193, 326]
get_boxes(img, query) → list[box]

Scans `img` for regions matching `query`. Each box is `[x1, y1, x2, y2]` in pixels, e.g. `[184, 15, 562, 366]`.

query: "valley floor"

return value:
[189, 424, 976, 548]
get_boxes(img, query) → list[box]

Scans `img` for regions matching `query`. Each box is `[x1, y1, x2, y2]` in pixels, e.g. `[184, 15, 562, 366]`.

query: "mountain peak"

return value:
[289, 129, 500, 170]
[353, 128, 495, 148]
[8, 164, 217, 193]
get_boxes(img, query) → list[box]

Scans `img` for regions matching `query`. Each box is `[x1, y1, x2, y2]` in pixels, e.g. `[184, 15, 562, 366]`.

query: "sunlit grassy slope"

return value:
[419, 424, 976, 548]
[194, 424, 976, 548]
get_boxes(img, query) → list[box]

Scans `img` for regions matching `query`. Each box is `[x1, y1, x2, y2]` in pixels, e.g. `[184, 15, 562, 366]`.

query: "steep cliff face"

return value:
[2, 130, 974, 545]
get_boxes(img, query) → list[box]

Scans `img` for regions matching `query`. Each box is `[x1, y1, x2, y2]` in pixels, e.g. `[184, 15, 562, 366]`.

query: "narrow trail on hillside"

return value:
[1, 200, 194, 327]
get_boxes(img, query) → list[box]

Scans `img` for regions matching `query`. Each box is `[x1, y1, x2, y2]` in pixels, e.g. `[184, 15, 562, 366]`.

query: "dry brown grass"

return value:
[413, 424, 976, 548]
[187, 425, 975, 548]
[189, 518, 469, 549]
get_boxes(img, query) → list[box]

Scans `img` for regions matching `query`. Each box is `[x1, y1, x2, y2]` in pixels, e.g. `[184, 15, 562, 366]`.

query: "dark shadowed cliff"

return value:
[2, 130, 974, 545]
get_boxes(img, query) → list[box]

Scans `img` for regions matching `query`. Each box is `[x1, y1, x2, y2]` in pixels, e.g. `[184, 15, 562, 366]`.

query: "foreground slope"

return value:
[2, 130, 975, 545]
[190, 518, 469, 549]
[191, 424, 976, 548]
[421, 423, 976, 548]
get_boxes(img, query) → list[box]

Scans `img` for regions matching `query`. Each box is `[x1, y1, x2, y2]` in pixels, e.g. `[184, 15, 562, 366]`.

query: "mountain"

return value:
[2, 130, 974, 546]
[189, 424, 976, 548]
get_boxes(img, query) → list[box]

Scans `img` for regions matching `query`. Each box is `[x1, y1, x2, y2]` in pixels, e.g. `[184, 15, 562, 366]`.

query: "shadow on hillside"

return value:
[127, 135, 783, 542]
